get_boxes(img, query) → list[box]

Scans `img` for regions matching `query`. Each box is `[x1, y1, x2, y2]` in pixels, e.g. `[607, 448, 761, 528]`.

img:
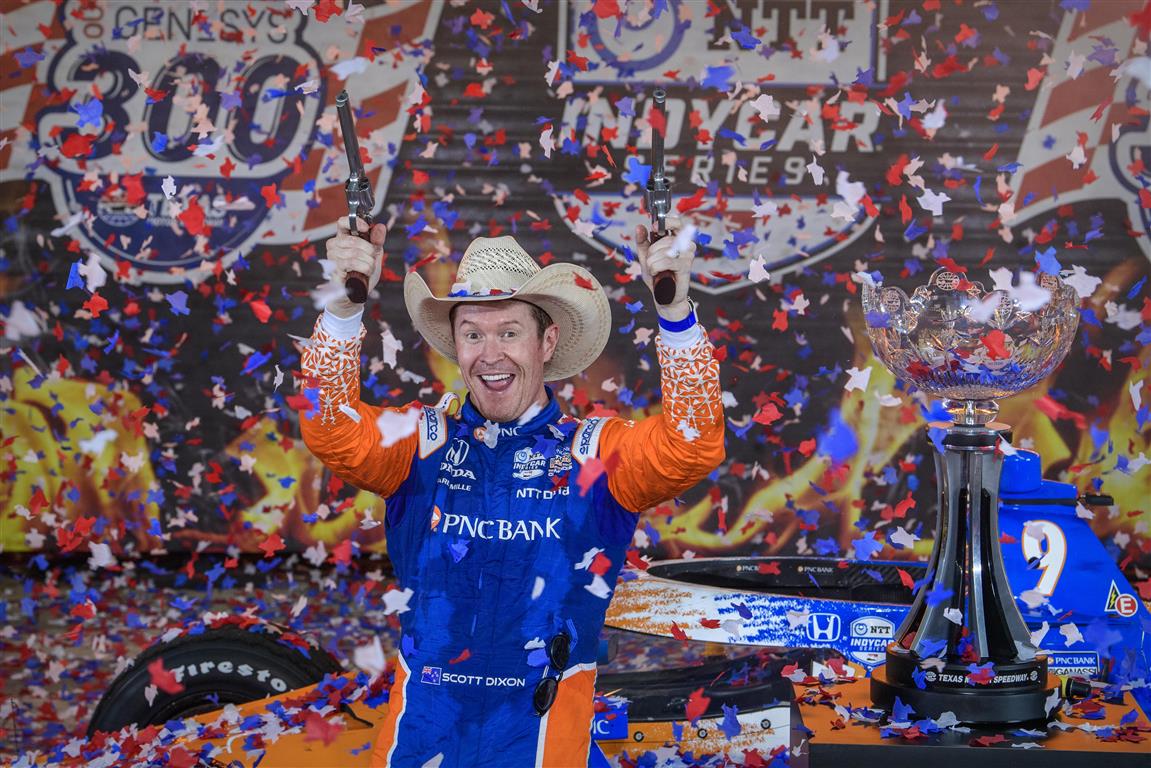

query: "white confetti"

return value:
[917, 187, 951, 216]
[669, 223, 697, 257]
[1129, 379, 1144, 413]
[479, 420, 500, 449]
[4, 302, 42, 342]
[890, 527, 919, 549]
[575, 547, 603, 570]
[1030, 621, 1050, 648]
[748, 254, 771, 284]
[161, 175, 177, 199]
[87, 542, 116, 570]
[79, 430, 118, 456]
[750, 93, 780, 121]
[303, 541, 327, 567]
[844, 366, 872, 393]
[1059, 622, 1083, 647]
[988, 268, 1052, 311]
[1060, 265, 1101, 299]
[50, 211, 85, 238]
[943, 608, 963, 624]
[806, 157, 826, 185]
[531, 576, 545, 600]
[786, 609, 810, 630]
[539, 126, 554, 159]
[330, 57, 370, 81]
[381, 328, 403, 369]
[1065, 143, 1087, 169]
[377, 407, 421, 447]
[585, 574, 612, 599]
[382, 586, 414, 616]
[353, 635, 387, 678]
[79, 252, 107, 292]
[676, 420, 700, 442]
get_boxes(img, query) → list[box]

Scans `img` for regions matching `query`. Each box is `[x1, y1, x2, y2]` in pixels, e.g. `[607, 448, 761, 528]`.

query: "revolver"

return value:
[645, 88, 677, 306]
[336, 89, 374, 304]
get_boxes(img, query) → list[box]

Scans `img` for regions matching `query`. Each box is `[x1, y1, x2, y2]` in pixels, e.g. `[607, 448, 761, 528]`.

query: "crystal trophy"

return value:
[862, 267, 1079, 723]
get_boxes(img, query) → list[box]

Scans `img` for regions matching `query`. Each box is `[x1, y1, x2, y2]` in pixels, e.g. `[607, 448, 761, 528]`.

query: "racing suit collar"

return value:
[459, 385, 561, 435]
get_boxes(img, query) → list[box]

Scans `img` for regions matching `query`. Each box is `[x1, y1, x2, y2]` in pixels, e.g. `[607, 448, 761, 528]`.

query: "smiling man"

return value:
[300, 221, 724, 767]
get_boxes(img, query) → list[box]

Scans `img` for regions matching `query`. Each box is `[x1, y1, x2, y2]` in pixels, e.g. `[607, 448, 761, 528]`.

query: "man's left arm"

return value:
[594, 223, 725, 513]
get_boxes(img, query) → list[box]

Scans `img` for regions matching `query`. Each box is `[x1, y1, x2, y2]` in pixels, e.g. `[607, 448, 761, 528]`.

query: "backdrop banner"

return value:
[0, 1, 1147, 591]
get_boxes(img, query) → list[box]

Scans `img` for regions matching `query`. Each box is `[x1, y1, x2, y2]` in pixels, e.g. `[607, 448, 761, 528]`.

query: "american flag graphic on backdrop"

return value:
[1007, 0, 1151, 258]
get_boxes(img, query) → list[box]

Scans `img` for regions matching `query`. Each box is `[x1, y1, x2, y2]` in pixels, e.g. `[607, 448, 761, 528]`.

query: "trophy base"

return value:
[871, 663, 1059, 725]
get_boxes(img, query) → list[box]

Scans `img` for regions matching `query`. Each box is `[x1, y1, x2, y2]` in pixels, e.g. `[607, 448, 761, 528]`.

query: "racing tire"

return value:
[87, 622, 343, 736]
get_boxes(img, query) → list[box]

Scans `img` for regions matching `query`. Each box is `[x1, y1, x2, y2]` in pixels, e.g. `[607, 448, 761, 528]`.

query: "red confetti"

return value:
[313, 0, 342, 23]
[259, 532, 285, 558]
[178, 197, 206, 236]
[250, 299, 272, 324]
[147, 659, 184, 694]
[685, 687, 711, 724]
[303, 710, 344, 746]
[980, 329, 1010, 360]
[82, 292, 109, 318]
[260, 183, 283, 209]
[60, 132, 94, 159]
[469, 8, 494, 28]
[898, 568, 917, 590]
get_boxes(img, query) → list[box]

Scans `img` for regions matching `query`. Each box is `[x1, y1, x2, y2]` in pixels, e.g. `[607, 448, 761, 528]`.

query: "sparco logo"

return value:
[34, 1, 440, 282]
[554, 0, 888, 289]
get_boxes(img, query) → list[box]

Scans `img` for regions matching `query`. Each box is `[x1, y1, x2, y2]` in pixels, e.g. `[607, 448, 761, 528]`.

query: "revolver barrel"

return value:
[335, 90, 374, 304]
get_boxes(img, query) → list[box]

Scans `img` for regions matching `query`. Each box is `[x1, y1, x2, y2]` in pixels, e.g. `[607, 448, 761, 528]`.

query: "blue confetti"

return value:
[720, 703, 742, 739]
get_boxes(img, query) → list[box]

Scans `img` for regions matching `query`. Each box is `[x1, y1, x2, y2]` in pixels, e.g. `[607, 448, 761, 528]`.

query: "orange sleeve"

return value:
[298, 314, 417, 498]
[598, 327, 725, 513]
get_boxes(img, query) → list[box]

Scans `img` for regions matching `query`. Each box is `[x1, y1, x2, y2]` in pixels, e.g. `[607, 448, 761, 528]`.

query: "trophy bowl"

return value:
[861, 268, 1080, 423]
[863, 267, 1082, 724]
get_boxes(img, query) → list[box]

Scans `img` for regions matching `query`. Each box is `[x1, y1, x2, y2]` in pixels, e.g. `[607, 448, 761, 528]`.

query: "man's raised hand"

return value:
[634, 217, 696, 321]
[325, 219, 387, 317]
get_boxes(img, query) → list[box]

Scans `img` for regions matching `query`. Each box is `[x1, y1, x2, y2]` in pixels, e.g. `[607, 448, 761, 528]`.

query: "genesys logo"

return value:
[30, 0, 441, 283]
[553, 0, 889, 290]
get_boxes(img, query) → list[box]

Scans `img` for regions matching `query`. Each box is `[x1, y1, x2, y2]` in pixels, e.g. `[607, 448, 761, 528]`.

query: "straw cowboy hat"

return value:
[403, 236, 611, 381]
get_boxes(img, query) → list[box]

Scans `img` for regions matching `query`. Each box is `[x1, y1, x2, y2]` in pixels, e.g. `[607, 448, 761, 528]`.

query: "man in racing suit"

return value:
[300, 219, 724, 767]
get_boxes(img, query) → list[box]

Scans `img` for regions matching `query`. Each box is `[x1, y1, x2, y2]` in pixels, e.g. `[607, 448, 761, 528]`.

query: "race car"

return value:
[76, 448, 1147, 766]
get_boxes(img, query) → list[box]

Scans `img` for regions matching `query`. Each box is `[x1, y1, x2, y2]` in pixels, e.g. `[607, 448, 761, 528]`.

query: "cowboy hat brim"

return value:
[403, 263, 611, 381]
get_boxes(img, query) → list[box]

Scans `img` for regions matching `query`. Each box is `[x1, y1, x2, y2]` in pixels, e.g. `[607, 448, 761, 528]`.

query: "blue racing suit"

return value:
[300, 308, 724, 767]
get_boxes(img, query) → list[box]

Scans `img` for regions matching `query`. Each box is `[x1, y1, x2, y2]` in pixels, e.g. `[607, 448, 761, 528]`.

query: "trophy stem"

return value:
[871, 419, 1057, 723]
[943, 398, 999, 426]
